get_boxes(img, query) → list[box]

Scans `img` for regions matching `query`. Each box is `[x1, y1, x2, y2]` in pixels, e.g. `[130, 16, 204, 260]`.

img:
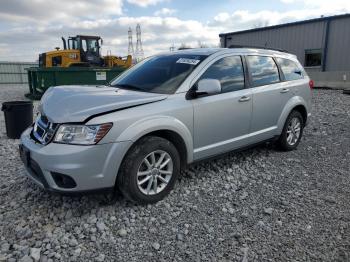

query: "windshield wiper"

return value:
[113, 83, 146, 92]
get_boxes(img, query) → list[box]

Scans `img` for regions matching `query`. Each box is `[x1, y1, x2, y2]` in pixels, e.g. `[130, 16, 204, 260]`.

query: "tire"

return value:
[277, 110, 304, 151]
[117, 136, 180, 204]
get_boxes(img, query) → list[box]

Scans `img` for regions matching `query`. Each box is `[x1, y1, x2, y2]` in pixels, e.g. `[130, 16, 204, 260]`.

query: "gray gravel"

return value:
[0, 85, 350, 261]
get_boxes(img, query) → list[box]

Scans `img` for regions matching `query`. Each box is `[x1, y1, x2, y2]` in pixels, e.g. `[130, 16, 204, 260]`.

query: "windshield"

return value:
[110, 54, 208, 94]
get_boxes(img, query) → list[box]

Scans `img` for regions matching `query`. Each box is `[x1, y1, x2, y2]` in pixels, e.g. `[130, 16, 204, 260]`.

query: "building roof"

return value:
[219, 13, 350, 37]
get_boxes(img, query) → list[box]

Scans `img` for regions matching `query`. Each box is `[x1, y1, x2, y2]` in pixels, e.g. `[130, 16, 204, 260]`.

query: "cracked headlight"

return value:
[54, 123, 112, 145]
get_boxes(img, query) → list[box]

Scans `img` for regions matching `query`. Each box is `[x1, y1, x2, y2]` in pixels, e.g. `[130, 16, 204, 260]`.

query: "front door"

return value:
[192, 55, 252, 160]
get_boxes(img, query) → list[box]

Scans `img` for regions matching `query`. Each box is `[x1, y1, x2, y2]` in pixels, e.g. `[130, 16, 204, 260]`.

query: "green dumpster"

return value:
[26, 66, 126, 99]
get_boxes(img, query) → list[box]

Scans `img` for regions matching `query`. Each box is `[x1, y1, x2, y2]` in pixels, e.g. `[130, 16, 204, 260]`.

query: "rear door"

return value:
[192, 55, 252, 160]
[246, 55, 292, 141]
[275, 57, 307, 103]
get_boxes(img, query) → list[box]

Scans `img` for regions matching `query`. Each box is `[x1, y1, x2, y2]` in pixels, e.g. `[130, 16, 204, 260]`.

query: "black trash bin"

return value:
[1, 101, 33, 139]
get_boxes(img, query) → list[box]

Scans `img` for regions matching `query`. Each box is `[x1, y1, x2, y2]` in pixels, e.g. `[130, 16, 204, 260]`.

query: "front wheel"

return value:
[277, 110, 304, 151]
[117, 136, 180, 204]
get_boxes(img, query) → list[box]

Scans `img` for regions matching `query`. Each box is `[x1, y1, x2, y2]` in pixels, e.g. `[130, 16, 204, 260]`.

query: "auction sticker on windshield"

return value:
[176, 58, 200, 65]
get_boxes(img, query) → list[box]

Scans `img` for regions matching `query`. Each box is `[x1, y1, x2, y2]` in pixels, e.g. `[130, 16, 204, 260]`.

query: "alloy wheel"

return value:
[286, 117, 301, 146]
[137, 150, 173, 195]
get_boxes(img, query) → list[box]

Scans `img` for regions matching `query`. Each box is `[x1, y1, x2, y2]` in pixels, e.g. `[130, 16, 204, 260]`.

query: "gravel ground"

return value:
[0, 85, 349, 262]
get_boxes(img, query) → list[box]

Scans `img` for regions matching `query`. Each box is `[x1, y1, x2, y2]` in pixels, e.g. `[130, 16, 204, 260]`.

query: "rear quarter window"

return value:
[276, 57, 304, 81]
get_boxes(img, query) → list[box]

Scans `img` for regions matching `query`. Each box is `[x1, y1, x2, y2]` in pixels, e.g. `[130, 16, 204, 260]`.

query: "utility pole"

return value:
[135, 24, 144, 62]
[128, 27, 135, 58]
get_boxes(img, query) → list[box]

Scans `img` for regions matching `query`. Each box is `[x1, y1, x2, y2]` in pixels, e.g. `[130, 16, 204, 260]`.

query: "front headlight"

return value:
[54, 123, 112, 145]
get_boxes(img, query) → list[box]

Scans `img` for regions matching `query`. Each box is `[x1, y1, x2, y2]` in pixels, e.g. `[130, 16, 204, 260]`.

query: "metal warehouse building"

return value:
[219, 13, 350, 89]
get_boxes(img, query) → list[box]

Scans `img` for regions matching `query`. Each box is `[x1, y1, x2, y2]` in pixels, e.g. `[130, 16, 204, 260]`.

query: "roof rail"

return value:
[228, 44, 290, 53]
[178, 47, 193, 50]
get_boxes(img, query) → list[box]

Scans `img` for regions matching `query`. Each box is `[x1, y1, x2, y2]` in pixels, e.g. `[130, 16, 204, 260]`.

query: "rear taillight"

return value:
[309, 80, 314, 89]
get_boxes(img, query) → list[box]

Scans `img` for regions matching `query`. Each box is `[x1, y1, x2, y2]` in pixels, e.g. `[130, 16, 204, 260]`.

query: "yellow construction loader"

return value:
[39, 35, 132, 68]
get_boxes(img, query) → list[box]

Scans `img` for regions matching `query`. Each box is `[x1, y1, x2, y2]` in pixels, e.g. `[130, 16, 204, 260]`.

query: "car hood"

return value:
[39, 85, 168, 123]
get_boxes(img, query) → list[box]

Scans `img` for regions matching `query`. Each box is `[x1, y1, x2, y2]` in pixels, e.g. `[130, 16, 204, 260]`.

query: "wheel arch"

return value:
[277, 96, 309, 134]
[292, 104, 308, 125]
[117, 116, 193, 165]
[138, 130, 188, 170]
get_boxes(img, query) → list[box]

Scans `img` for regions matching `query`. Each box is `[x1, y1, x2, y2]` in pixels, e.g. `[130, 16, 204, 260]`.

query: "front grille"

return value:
[32, 114, 58, 144]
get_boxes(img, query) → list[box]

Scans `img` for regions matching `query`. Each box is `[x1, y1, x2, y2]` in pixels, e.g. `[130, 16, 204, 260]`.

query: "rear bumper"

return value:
[19, 127, 132, 193]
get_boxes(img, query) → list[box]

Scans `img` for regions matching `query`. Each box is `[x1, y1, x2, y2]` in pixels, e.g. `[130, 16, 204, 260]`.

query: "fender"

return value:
[117, 115, 194, 163]
[276, 96, 308, 134]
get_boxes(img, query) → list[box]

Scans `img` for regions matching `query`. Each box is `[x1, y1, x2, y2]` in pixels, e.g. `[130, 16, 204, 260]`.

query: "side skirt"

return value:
[188, 136, 279, 167]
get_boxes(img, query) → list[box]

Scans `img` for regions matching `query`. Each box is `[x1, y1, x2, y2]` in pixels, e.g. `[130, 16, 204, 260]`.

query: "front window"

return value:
[110, 54, 208, 94]
[198, 56, 245, 93]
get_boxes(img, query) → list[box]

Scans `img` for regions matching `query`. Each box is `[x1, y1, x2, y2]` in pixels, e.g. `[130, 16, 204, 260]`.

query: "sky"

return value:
[0, 0, 350, 61]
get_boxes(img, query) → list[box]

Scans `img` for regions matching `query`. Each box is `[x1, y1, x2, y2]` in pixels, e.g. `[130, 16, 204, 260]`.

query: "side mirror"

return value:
[196, 79, 221, 96]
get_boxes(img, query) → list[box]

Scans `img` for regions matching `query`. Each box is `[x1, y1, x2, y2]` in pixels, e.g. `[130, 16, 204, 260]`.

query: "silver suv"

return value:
[20, 48, 312, 204]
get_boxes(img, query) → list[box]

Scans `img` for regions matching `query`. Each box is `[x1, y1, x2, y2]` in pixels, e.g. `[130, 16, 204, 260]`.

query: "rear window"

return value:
[276, 58, 303, 81]
[246, 56, 280, 87]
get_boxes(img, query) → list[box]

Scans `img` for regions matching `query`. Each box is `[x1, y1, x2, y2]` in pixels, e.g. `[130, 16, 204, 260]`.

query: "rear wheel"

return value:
[277, 110, 304, 151]
[117, 136, 180, 204]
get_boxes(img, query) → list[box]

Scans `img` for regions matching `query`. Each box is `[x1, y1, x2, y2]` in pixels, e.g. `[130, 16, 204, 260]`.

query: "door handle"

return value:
[280, 88, 290, 93]
[239, 96, 251, 102]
